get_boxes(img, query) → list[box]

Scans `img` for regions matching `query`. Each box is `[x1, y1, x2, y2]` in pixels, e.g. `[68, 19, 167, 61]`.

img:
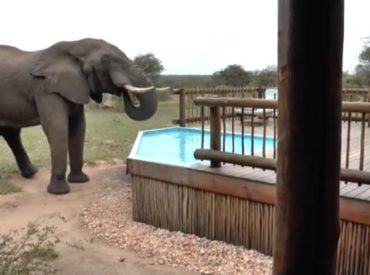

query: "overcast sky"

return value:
[1, 0, 369, 74]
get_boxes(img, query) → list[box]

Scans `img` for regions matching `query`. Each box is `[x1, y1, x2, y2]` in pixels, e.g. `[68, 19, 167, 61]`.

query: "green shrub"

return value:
[0, 223, 59, 275]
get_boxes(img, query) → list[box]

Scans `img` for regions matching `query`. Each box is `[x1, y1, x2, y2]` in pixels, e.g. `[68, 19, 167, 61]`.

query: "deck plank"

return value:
[192, 120, 370, 202]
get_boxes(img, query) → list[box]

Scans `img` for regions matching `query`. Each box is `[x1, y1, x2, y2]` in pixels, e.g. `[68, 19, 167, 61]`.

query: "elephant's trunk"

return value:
[121, 88, 158, 121]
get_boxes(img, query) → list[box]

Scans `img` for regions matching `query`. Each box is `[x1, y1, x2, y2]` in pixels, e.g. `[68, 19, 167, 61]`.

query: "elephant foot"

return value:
[21, 164, 38, 178]
[47, 175, 70, 195]
[68, 171, 89, 183]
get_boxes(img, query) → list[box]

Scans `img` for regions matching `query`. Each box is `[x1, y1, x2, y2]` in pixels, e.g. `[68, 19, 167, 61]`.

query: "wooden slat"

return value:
[127, 159, 370, 226]
[127, 159, 276, 205]
[193, 149, 370, 186]
[343, 185, 370, 198]
[355, 188, 370, 201]
[340, 183, 363, 196]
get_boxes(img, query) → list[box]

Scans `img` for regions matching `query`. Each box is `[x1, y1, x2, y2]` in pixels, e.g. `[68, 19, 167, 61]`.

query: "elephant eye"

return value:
[101, 55, 110, 63]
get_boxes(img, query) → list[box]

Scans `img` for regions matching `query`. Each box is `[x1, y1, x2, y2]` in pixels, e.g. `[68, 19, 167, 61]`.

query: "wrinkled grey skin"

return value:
[0, 38, 157, 194]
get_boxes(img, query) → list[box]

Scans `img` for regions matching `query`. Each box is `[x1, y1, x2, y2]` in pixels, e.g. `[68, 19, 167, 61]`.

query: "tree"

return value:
[251, 66, 277, 87]
[212, 64, 252, 86]
[133, 53, 164, 84]
[359, 38, 370, 66]
[353, 37, 370, 87]
[342, 72, 359, 88]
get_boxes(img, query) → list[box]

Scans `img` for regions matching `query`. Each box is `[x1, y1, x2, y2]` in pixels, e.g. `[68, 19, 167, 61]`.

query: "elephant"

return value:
[0, 38, 158, 194]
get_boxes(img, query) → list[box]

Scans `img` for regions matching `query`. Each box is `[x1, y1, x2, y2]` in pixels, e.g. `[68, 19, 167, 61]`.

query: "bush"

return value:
[0, 223, 59, 275]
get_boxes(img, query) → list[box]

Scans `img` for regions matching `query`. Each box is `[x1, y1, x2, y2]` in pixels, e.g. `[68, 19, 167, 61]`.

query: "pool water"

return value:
[129, 127, 275, 167]
[265, 87, 278, 100]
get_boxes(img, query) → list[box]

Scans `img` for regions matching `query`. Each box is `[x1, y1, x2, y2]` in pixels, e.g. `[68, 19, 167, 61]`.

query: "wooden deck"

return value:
[195, 119, 370, 202]
[128, 119, 370, 274]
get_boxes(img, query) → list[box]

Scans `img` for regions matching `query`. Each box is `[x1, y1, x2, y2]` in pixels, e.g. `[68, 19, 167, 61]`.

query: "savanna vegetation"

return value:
[135, 37, 370, 89]
[159, 65, 278, 88]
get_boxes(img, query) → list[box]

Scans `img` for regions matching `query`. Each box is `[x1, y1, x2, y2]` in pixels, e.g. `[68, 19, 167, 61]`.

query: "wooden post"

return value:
[367, 89, 370, 127]
[210, 106, 221, 168]
[273, 1, 343, 275]
[257, 87, 265, 99]
[179, 89, 186, 127]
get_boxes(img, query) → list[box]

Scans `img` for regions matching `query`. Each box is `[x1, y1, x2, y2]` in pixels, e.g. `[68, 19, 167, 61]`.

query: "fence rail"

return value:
[173, 87, 370, 127]
[193, 96, 370, 185]
[172, 87, 267, 126]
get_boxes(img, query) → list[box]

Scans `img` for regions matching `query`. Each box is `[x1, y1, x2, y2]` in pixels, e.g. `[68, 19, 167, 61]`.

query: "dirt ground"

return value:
[0, 162, 194, 275]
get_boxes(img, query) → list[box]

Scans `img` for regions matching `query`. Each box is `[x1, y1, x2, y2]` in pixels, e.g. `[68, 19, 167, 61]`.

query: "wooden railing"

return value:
[172, 87, 267, 126]
[342, 88, 369, 101]
[193, 97, 370, 185]
[172, 88, 370, 127]
[343, 89, 370, 123]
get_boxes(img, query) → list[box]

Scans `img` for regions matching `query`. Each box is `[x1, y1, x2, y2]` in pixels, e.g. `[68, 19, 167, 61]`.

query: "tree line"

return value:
[134, 38, 370, 88]
[134, 54, 277, 88]
[343, 37, 370, 88]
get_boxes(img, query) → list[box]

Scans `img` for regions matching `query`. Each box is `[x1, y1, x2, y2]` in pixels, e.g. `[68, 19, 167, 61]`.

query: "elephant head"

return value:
[31, 38, 157, 121]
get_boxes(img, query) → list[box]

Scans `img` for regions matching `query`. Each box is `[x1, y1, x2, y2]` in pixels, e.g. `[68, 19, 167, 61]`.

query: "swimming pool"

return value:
[129, 127, 275, 167]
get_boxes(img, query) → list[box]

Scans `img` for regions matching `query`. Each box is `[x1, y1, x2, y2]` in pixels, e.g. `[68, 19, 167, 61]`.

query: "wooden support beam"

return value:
[368, 89, 370, 127]
[194, 97, 278, 108]
[194, 149, 277, 170]
[342, 101, 370, 113]
[194, 97, 370, 113]
[179, 89, 186, 127]
[209, 107, 221, 168]
[273, 1, 344, 274]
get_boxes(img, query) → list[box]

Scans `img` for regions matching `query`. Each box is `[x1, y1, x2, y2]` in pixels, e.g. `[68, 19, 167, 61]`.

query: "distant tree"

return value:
[353, 37, 370, 87]
[359, 38, 370, 66]
[342, 72, 358, 88]
[213, 64, 252, 86]
[251, 66, 277, 87]
[159, 75, 214, 88]
[133, 53, 164, 84]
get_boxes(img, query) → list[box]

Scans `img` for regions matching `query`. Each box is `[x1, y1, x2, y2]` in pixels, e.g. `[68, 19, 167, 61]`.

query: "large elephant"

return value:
[0, 38, 158, 194]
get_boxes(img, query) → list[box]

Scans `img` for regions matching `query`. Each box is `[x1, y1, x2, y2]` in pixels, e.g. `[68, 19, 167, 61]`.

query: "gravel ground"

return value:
[81, 181, 273, 275]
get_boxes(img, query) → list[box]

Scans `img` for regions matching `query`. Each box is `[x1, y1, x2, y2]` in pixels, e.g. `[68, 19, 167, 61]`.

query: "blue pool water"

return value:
[129, 127, 275, 167]
[265, 88, 278, 100]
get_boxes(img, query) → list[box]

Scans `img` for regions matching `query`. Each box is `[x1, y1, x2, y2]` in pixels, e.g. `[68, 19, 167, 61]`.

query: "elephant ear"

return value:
[31, 53, 90, 105]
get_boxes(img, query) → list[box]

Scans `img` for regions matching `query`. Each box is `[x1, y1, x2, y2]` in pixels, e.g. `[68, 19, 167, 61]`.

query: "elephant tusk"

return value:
[123, 84, 154, 94]
[155, 87, 171, 92]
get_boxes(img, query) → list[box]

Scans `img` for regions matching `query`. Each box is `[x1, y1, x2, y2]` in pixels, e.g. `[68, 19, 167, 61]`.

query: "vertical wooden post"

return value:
[210, 106, 221, 168]
[273, 1, 343, 275]
[257, 87, 265, 99]
[179, 89, 186, 127]
[367, 89, 370, 127]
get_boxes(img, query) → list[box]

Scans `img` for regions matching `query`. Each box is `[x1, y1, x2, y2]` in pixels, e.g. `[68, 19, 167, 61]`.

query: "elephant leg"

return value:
[1, 127, 38, 178]
[36, 94, 70, 194]
[67, 107, 89, 183]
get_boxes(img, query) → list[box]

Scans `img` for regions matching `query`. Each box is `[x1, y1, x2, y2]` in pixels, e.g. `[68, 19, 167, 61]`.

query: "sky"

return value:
[1, 0, 369, 75]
